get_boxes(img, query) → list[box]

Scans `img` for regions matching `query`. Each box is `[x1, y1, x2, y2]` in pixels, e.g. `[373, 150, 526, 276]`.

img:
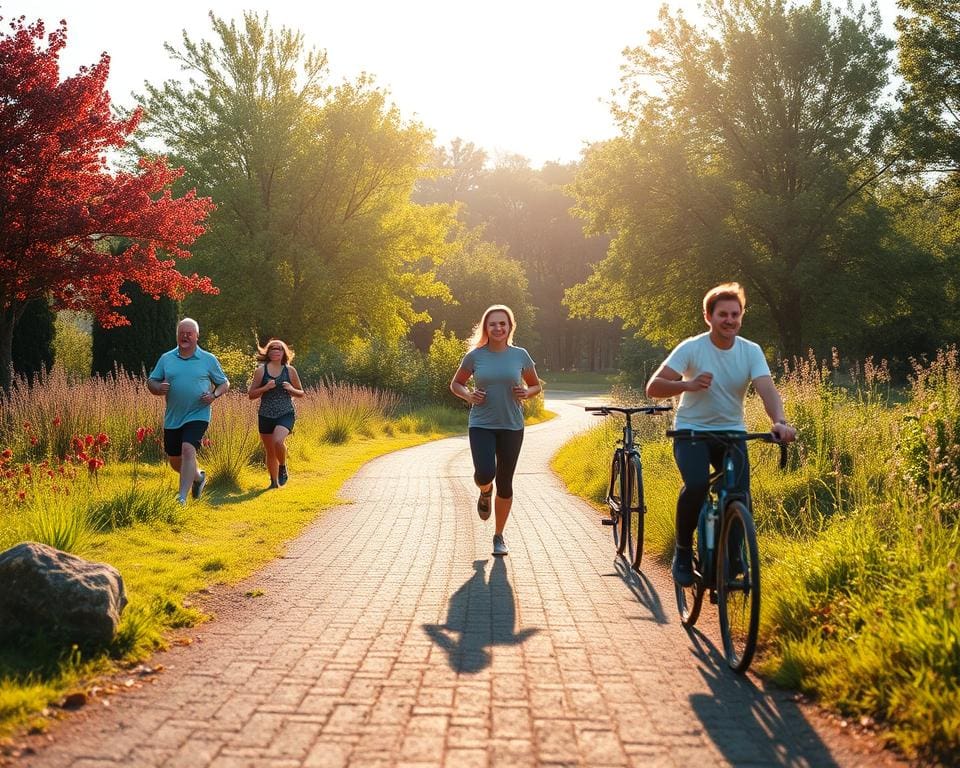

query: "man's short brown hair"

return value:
[703, 283, 746, 317]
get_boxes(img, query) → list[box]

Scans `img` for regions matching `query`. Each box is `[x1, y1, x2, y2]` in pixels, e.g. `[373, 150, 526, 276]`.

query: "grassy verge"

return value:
[0, 414, 458, 739]
[540, 370, 616, 392]
[551, 353, 960, 763]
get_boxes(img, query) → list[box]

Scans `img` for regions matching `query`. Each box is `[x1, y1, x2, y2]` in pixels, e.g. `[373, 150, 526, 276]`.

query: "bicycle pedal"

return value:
[601, 518, 616, 526]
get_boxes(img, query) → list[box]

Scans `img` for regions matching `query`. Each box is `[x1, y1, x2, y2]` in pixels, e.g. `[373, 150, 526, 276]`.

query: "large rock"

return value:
[0, 542, 127, 647]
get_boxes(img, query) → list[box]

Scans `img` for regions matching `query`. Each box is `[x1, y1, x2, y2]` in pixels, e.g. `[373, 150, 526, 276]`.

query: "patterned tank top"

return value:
[258, 364, 295, 418]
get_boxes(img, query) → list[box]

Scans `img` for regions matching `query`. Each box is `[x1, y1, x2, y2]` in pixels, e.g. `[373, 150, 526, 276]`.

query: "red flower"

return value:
[52, 416, 62, 427]
[201, 437, 211, 447]
[87, 457, 103, 472]
[1, 448, 12, 459]
[84, 434, 95, 447]
[97, 433, 109, 445]
[22, 464, 30, 475]
[29, 436, 37, 446]
[136, 427, 146, 443]
[17, 490, 25, 501]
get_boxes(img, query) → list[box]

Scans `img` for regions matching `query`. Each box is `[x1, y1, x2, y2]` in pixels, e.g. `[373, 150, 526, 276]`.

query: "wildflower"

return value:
[22, 464, 30, 476]
[29, 436, 37, 446]
[87, 457, 103, 473]
[201, 437, 211, 448]
[97, 433, 109, 445]
[84, 434, 95, 447]
[136, 427, 146, 443]
[52, 416, 62, 427]
[1, 449, 12, 460]
[17, 490, 25, 502]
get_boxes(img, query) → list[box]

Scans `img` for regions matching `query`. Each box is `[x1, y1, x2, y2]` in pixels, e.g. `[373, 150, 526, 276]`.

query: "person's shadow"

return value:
[423, 558, 538, 673]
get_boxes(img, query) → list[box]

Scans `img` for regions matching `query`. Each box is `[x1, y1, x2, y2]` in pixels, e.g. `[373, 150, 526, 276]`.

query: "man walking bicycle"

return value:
[147, 318, 229, 505]
[645, 283, 796, 586]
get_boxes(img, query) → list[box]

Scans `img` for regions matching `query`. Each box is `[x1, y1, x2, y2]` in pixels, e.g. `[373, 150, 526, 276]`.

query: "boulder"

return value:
[0, 541, 127, 648]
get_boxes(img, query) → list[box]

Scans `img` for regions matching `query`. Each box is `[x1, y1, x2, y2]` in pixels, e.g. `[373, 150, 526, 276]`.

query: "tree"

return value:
[568, 0, 900, 357]
[896, 0, 960, 173]
[0, 16, 215, 388]
[11, 298, 54, 383]
[135, 13, 457, 351]
[92, 283, 178, 377]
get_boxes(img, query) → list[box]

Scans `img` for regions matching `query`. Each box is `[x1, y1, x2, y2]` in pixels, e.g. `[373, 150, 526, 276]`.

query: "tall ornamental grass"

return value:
[552, 350, 960, 761]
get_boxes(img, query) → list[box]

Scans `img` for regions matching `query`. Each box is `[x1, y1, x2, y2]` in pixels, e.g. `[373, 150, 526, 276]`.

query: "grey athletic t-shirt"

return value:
[460, 345, 536, 431]
[663, 332, 770, 431]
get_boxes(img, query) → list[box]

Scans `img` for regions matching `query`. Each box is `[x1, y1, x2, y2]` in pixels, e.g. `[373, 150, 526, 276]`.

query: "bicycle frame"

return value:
[587, 404, 671, 570]
[667, 429, 787, 672]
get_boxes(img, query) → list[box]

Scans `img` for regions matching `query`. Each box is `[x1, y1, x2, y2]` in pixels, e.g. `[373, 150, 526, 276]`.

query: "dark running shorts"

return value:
[258, 412, 296, 435]
[163, 420, 209, 457]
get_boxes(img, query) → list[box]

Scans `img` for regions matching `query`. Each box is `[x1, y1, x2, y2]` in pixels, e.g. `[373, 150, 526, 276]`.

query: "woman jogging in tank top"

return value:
[450, 305, 542, 556]
[249, 339, 305, 489]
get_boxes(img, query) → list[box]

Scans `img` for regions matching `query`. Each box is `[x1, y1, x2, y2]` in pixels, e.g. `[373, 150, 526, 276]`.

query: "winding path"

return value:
[19, 393, 902, 767]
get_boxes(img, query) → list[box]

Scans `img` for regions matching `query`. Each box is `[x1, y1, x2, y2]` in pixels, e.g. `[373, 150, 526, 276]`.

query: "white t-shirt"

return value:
[662, 332, 771, 431]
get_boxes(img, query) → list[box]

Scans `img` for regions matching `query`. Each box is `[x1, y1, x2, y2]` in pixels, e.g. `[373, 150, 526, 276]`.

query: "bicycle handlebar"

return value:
[666, 429, 789, 469]
[585, 405, 672, 416]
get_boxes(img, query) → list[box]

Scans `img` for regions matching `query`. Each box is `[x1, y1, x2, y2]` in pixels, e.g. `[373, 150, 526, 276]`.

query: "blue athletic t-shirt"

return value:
[149, 347, 229, 429]
[460, 345, 536, 431]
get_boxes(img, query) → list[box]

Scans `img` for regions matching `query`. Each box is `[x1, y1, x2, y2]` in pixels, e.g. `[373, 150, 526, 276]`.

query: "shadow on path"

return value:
[600, 556, 670, 624]
[685, 628, 840, 767]
[423, 558, 538, 673]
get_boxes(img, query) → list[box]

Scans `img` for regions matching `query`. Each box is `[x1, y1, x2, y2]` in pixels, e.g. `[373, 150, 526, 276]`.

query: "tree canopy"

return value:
[896, 0, 960, 174]
[0, 16, 215, 387]
[568, 0, 902, 357]
[134, 12, 458, 352]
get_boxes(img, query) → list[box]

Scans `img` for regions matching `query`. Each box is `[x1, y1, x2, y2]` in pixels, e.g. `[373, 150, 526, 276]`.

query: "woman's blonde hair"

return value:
[468, 305, 517, 349]
[256, 338, 295, 364]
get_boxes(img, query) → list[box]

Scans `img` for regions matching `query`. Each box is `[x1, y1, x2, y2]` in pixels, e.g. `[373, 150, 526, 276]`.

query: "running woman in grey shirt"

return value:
[451, 305, 542, 557]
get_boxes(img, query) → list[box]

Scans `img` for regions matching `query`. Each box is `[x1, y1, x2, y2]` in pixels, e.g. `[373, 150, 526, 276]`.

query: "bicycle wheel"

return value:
[717, 500, 761, 672]
[675, 524, 704, 627]
[626, 453, 644, 570]
[606, 450, 627, 555]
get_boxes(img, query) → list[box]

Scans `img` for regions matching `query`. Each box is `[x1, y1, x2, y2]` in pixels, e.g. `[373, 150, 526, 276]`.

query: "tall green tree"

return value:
[896, 0, 960, 173]
[135, 13, 456, 351]
[11, 298, 54, 383]
[568, 0, 899, 357]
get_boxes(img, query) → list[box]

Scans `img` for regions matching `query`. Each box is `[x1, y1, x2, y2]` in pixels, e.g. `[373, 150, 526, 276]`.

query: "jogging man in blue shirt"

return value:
[148, 318, 229, 504]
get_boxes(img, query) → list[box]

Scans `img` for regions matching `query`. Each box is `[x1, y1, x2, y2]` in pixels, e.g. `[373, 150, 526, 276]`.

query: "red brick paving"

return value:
[16, 394, 905, 767]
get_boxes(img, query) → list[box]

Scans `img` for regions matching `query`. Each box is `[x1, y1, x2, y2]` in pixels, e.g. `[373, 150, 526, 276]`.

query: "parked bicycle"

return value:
[586, 404, 671, 570]
[666, 430, 787, 672]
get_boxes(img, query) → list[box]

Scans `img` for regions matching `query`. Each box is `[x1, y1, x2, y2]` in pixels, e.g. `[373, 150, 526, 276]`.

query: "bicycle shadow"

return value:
[684, 628, 841, 767]
[610, 556, 669, 625]
[422, 558, 539, 674]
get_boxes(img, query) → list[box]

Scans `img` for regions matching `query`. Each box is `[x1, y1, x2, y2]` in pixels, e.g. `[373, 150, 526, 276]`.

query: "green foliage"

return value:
[202, 335, 256, 392]
[896, 0, 960, 172]
[135, 12, 458, 352]
[91, 280, 178, 378]
[569, 0, 905, 358]
[52, 313, 92, 382]
[342, 336, 425, 398]
[11, 298, 54, 383]
[425, 328, 467, 405]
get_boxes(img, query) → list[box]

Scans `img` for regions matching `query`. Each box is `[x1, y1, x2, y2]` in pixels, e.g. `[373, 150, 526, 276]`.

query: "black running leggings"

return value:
[469, 427, 525, 499]
[673, 435, 750, 548]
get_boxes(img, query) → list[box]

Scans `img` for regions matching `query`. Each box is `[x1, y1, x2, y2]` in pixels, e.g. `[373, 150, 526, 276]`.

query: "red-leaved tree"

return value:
[0, 16, 216, 387]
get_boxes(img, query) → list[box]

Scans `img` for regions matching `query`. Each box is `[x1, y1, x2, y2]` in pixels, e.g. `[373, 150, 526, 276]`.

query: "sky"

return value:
[6, 0, 901, 168]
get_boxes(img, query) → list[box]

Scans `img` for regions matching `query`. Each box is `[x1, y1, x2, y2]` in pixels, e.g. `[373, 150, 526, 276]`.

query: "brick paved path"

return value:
[21, 394, 902, 767]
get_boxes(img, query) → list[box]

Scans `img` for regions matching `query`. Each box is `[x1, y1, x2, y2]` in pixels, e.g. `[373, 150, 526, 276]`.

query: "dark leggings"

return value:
[674, 435, 750, 548]
[469, 427, 525, 499]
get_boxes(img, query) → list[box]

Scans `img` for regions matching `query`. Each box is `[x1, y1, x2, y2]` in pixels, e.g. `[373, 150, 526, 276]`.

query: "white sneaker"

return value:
[492, 534, 509, 556]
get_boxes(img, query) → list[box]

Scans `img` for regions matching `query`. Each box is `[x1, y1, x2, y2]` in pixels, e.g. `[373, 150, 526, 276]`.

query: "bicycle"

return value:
[666, 430, 787, 673]
[585, 404, 671, 570]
